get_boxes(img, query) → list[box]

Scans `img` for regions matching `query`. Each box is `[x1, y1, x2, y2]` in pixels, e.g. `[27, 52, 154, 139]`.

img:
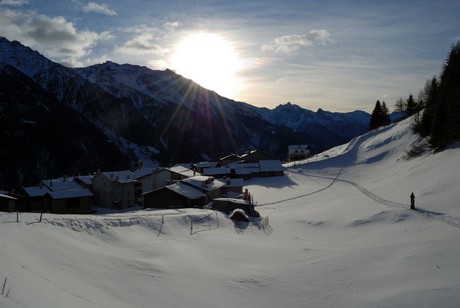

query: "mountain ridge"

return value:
[0, 36, 370, 188]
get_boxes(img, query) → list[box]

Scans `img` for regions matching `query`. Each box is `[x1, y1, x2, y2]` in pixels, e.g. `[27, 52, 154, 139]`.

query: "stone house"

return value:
[92, 170, 136, 209]
[45, 188, 93, 214]
[288, 145, 311, 161]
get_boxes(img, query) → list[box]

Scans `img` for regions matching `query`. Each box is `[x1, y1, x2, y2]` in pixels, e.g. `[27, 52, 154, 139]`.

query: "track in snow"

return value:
[279, 168, 460, 230]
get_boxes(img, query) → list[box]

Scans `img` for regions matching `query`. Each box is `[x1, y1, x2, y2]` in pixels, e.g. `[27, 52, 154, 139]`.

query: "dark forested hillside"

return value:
[0, 64, 130, 188]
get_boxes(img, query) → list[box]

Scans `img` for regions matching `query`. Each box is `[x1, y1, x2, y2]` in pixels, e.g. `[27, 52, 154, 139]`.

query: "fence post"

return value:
[216, 211, 219, 228]
[161, 215, 164, 225]
[1, 277, 6, 295]
[16, 211, 19, 223]
[39, 212, 43, 223]
[190, 220, 193, 235]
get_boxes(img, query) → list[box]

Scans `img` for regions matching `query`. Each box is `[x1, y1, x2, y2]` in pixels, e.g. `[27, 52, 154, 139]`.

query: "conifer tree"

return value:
[381, 101, 391, 126]
[420, 77, 438, 137]
[442, 42, 460, 143]
[406, 93, 417, 117]
[430, 41, 460, 148]
[369, 100, 389, 130]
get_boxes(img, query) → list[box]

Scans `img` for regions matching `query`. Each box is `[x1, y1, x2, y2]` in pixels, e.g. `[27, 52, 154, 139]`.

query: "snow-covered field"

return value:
[2, 117, 460, 308]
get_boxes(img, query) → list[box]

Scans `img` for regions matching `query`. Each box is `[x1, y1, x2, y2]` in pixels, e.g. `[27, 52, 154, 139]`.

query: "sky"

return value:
[1, 0, 459, 112]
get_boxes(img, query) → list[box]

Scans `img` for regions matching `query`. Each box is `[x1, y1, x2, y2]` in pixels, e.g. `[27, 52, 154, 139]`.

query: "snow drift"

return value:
[1, 116, 460, 308]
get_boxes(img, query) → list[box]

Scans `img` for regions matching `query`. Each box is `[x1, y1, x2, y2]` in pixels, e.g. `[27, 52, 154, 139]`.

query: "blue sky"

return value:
[1, 0, 459, 112]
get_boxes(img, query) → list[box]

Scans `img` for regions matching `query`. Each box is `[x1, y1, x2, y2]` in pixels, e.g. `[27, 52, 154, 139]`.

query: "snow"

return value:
[165, 182, 206, 199]
[23, 186, 49, 197]
[98, 171, 136, 184]
[47, 188, 93, 200]
[42, 178, 84, 191]
[182, 176, 226, 191]
[169, 165, 196, 178]
[2, 117, 460, 307]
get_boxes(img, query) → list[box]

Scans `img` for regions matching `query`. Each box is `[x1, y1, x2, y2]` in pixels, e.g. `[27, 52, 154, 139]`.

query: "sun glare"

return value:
[171, 32, 242, 98]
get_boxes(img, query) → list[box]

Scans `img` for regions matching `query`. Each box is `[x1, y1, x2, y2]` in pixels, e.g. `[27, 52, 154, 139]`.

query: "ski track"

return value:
[274, 168, 460, 229]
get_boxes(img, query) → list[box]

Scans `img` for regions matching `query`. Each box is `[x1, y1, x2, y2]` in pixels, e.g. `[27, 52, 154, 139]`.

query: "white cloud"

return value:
[0, 0, 29, 6]
[117, 33, 169, 56]
[262, 29, 331, 53]
[147, 59, 169, 70]
[0, 9, 113, 65]
[83, 2, 117, 16]
[162, 21, 180, 32]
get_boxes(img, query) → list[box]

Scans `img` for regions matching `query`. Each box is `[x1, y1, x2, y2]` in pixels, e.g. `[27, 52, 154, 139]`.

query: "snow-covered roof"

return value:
[240, 150, 258, 158]
[195, 161, 218, 168]
[219, 153, 241, 160]
[101, 171, 136, 184]
[165, 182, 206, 199]
[229, 208, 249, 220]
[0, 194, 17, 201]
[133, 167, 166, 179]
[224, 178, 245, 187]
[169, 165, 196, 178]
[213, 197, 249, 205]
[47, 188, 93, 200]
[202, 168, 230, 176]
[259, 160, 285, 172]
[234, 169, 253, 175]
[228, 162, 259, 168]
[173, 163, 192, 169]
[75, 175, 94, 185]
[182, 176, 226, 191]
[288, 144, 310, 150]
[23, 186, 50, 197]
[42, 178, 84, 191]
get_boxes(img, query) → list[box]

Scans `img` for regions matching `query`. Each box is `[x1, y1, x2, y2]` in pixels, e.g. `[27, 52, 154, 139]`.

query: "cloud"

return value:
[0, 9, 113, 64]
[147, 59, 169, 70]
[83, 2, 117, 16]
[162, 21, 180, 32]
[0, 0, 29, 5]
[262, 29, 331, 53]
[117, 33, 169, 56]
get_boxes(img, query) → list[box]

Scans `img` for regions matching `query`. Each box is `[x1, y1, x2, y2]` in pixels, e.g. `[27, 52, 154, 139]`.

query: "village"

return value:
[0, 146, 310, 219]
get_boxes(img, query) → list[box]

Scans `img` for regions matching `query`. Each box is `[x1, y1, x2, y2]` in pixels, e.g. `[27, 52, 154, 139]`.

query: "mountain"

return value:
[255, 102, 370, 149]
[0, 37, 369, 188]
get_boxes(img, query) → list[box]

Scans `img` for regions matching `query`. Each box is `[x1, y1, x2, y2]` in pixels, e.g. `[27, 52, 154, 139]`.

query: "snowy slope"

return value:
[2, 117, 460, 308]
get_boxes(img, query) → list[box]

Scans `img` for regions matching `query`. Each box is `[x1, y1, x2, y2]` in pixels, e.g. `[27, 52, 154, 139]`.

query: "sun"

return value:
[171, 32, 242, 98]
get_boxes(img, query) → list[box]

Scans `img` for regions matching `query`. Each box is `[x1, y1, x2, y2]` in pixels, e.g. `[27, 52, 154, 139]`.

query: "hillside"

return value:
[1, 116, 460, 307]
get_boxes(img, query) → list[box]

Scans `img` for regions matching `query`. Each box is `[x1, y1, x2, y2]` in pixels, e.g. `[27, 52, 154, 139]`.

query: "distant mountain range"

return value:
[0, 37, 370, 189]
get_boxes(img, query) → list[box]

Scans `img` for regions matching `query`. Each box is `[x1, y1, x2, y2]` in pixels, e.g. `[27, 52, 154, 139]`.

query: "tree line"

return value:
[369, 41, 460, 150]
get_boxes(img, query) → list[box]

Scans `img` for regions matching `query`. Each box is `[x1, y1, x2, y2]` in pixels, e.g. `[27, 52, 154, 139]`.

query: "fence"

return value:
[189, 211, 219, 235]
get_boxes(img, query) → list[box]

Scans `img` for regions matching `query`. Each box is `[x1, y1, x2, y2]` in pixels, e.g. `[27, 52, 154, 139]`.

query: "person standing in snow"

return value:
[410, 192, 415, 210]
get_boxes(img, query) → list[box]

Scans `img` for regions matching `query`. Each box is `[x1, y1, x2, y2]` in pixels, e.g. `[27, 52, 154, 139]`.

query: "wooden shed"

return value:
[143, 182, 206, 209]
[46, 188, 93, 214]
[212, 198, 258, 217]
